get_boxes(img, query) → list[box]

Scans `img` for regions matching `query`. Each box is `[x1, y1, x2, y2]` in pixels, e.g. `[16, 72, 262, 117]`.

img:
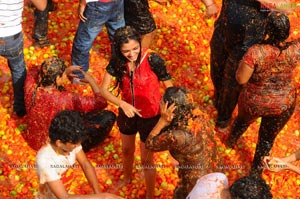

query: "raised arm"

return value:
[145, 102, 177, 151]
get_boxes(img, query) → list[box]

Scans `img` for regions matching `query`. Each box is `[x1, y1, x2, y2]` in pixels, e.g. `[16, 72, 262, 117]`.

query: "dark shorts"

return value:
[124, 0, 156, 35]
[117, 108, 160, 142]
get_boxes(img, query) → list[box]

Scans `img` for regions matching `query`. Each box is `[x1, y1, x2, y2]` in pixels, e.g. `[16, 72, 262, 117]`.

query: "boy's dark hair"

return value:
[49, 110, 87, 144]
[230, 176, 272, 199]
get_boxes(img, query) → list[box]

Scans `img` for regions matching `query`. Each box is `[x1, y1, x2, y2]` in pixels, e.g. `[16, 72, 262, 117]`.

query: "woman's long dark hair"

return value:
[110, 26, 142, 91]
[262, 12, 291, 54]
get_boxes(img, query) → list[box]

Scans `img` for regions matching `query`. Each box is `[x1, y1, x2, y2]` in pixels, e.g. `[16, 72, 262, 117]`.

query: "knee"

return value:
[141, 154, 154, 166]
[122, 146, 135, 157]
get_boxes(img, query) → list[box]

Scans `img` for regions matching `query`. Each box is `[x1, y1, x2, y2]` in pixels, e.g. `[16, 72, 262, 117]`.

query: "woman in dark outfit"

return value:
[210, 0, 291, 128]
[145, 86, 220, 199]
[124, 0, 158, 48]
[225, 12, 300, 177]
[124, 0, 218, 48]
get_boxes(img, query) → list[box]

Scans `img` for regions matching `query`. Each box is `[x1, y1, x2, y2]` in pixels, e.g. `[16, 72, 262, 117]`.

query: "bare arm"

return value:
[263, 151, 300, 175]
[281, 149, 300, 163]
[76, 150, 101, 194]
[99, 72, 142, 117]
[201, 0, 218, 17]
[235, 61, 254, 85]
[145, 101, 176, 151]
[47, 179, 123, 199]
[257, 0, 294, 13]
[65, 66, 101, 93]
[78, 0, 87, 22]
[30, 0, 47, 11]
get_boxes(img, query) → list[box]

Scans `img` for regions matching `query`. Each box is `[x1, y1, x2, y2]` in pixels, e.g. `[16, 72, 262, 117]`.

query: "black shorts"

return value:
[117, 108, 160, 142]
[124, 0, 156, 35]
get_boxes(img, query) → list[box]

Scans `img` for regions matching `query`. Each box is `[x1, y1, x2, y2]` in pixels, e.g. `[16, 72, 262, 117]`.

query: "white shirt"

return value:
[0, 0, 23, 37]
[186, 173, 229, 199]
[35, 144, 82, 199]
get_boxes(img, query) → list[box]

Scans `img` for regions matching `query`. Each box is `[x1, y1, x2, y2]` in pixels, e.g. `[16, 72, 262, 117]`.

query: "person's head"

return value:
[38, 56, 66, 89]
[163, 86, 194, 126]
[265, 11, 290, 45]
[49, 110, 87, 155]
[113, 26, 142, 64]
[229, 176, 272, 199]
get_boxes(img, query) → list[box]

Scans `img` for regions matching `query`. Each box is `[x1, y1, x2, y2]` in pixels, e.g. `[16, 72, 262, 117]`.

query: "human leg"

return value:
[138, 115, 160, 199]
[140, 142, 156, 199]
[116, 109, 138, 184]
[215, 55, 242, 127]
[33, 0, 53, 47]
[120, 133, 136, 183]
[210, 24, 228, 112]
[71, 2, 110, 76]
[2, 33, 27, 117]
[105, 0, 125, 55]
[123, 0, 155, 49]
[81, 110, 116, 152]
[250, 104, 295, 176]
[225, 110, 255, 148]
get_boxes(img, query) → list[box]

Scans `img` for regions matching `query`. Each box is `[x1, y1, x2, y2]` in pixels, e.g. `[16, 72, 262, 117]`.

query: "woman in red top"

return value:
[99, 26, 173, 199]
[23, 56, 116, 152]
[225, 12, 300, 176]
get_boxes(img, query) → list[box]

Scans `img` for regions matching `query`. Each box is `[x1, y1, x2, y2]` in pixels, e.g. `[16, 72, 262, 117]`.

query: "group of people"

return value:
[1, 0, 300, 199]
[210, 0, 300, 179]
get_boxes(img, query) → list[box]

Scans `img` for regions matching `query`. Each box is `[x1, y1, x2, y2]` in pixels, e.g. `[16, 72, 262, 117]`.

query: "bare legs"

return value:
[140, 142, 156, 199]
[120, 134, 156, 199]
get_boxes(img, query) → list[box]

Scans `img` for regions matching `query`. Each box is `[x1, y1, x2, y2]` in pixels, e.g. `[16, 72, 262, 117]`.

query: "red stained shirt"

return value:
[239, 42, 300, 116]
[24, 69, 107, 151]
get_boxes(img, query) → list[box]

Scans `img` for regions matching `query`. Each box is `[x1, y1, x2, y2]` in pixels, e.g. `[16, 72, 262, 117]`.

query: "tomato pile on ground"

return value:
[1, 0, 300, 198]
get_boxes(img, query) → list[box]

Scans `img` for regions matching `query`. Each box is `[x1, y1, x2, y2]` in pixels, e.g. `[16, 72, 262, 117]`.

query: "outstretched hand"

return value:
[65, 65, 82, 78]
[263, 156, 288, 172]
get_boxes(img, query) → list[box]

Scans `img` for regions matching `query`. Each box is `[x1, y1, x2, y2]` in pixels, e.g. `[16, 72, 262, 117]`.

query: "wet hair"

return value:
[163, 86, 194, 127]
[30, 56, 66, 109]
[49, 110, 87, 144]
[110, 26, 142, 90]
[263, 11, 291, 53]
[230, 176, 272, 199]
[38, 56, 66, 89]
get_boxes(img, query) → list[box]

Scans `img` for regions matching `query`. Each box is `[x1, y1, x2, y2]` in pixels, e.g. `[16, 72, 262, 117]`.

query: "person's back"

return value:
[246, 42, 300, 90]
